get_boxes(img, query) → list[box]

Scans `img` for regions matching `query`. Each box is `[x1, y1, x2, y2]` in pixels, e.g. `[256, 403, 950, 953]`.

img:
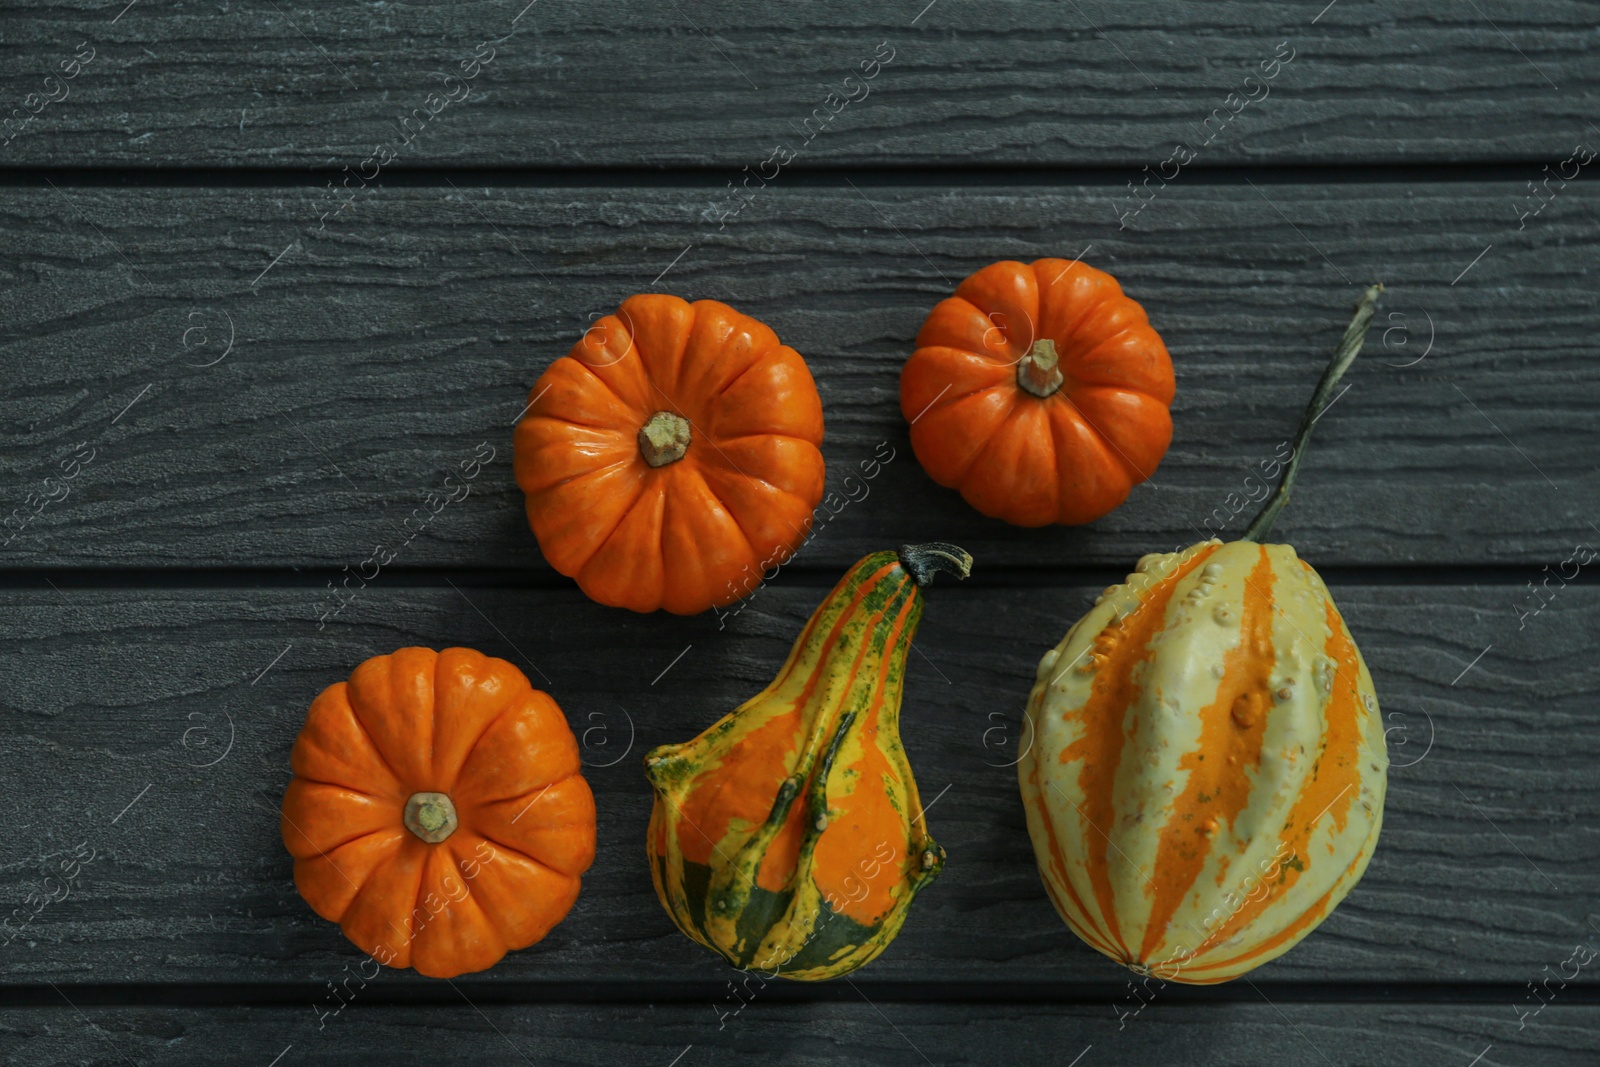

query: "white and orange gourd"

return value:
[1017, 285, 1390, 983]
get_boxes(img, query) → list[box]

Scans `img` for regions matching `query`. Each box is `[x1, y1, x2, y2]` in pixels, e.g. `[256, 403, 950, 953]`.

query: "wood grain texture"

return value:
[6, 1001, 1597, 1066]
[2, 583, 1594, 986]
[1, 180, 1596, 571]
[0, 2, 1597, 167]
[5, 1, 1595, 1059]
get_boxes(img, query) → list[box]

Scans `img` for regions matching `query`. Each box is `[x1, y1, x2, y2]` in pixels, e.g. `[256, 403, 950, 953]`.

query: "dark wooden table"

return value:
[3, 2, 1598, 1063]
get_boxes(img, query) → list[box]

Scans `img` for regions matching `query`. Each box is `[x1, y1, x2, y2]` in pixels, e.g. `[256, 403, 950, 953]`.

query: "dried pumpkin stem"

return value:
[403, 791, 458, 844]
[1243, 283, 1384, 543]
[896, 543, 974, 587]
[638, 410, 691, 467]
[1015, 338, 1065, 398]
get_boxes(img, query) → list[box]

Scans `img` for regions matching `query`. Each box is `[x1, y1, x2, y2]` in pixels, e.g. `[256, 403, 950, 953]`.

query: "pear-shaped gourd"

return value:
[644, 543, 971, 981]
[1019, 286, 1391, 984]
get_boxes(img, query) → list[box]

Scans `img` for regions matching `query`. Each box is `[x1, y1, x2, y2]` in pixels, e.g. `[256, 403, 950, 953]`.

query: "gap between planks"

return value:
[0, 563, 1594, 592]
[0, 160, 1557, 190]
[3, 980, 1598, 1010]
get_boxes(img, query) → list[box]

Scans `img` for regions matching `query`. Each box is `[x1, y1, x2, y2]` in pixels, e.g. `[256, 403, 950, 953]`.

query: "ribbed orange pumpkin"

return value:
[281, 647, 596, 978]
[513, 294, 826, 615]
[1017, 285, 1389, 983]
[899, 258, 1174, 526]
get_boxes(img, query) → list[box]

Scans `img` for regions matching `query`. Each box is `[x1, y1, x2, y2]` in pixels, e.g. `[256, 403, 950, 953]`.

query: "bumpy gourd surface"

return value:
[1018, 539, 1388, 983]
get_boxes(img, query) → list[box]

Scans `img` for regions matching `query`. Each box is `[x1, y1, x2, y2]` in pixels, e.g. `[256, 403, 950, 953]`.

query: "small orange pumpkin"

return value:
[899, 258, 1175, 527]
[281, 647, 595, 978]
[514, 294, 826, 615]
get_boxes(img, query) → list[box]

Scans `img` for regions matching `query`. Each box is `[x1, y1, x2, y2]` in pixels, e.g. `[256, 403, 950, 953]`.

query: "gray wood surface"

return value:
[2, 583, 1594, 986]
[7, 1001, 1597, 1066]
[0, 2, 1596, 167]
[5, 0, 1599, 1060]
[2, 181, 1595, 570]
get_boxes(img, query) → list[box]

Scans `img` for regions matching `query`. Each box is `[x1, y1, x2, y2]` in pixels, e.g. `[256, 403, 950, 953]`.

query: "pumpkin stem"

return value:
[896, 543, 974, 587]
[1243, 283, 1384, 543]
[1016, 338, 1065, 398]
[638, 410, 691, 467]
[403, 791, 458, 844]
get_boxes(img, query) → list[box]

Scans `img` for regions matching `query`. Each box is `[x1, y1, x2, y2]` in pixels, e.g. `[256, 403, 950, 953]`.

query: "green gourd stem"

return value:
[896, 543, 973, 586]
[1243, 283, 1384, 543]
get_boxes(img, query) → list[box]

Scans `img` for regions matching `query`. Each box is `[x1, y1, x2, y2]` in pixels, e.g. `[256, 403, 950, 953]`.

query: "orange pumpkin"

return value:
[514, 294, 826, 615]
[899, 258, 1175, 527]
[281, 647, 596, 978]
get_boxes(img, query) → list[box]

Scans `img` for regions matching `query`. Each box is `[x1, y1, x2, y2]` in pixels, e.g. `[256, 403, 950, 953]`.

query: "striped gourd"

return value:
[644, 543, 971, 981]
[1018, 285, 1390, 983]
[1019, 538, 1387, 982]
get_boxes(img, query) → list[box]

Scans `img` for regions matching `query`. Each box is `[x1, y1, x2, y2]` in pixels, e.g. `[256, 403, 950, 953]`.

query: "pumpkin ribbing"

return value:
[899, 257, 1175, 527]
[513, 293, 826, 615]
[280, 647, 597, 979]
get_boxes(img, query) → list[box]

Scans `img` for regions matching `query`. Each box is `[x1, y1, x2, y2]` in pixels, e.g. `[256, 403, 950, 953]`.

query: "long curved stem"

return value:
[1243, 283, 1384, 543]
[897, 543, 973, 586]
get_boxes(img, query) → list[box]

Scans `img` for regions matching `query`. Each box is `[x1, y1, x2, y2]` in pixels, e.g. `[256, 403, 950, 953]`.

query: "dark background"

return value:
[2, 1, 1598, 1064]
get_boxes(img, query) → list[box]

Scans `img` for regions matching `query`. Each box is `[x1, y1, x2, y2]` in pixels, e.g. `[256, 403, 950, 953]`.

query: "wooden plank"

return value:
[5, 1001, 1596, 1066]
[1, 180, 1596, 570]
[2, 582, 1594, 986]
[1, 2, 1596, 167]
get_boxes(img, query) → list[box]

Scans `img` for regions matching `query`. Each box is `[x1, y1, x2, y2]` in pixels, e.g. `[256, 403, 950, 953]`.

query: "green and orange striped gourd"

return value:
[1019, 286, 1390, 984]
[644, 543, 972, 981]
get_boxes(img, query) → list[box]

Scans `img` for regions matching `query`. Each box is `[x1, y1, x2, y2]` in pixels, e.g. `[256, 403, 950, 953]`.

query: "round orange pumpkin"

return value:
[280, 647, 596, 978]
[514, 294, 826, 614]
[899, 258, 1175, 527]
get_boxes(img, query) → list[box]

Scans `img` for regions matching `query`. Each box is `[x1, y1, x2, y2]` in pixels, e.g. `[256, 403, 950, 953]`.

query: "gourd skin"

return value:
[644, 549, 961, 981]
[1018, 539, 1387, 983]
[281, 647, 596, 978]
[514, 293, 826, 615]
[899, 258, 1174, 527]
